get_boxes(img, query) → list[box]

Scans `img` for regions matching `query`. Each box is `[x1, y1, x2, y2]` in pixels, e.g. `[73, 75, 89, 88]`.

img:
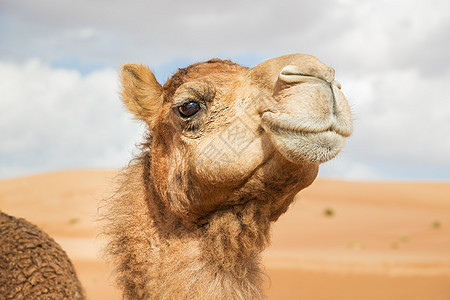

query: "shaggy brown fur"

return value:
[103, 54, 352, 299]
[0, 211, 84, 299]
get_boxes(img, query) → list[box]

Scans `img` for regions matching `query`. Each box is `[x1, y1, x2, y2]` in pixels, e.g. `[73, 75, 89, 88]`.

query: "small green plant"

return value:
[347, 240, 365, 250]
[399, 235, 410, 243]
[323, 207, 335, 217]
[68, 217, 80, 225]
[390, 235, 410, 249]
[390, 241, 399, 249]
[432, 220, 442, 229]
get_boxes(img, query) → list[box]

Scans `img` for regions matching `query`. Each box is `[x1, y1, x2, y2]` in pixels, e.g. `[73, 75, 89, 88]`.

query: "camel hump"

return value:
[0, 211, 85, 299]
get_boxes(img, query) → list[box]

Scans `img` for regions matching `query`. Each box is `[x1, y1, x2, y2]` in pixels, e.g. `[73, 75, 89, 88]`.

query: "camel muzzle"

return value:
[249, 54, 353, 164]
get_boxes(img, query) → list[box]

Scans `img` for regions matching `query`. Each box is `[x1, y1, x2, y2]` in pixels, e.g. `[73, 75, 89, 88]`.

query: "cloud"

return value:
[2, 0, 449, 74]
[345, 68, 450, 166]
[0, 59, 145, 178]
[0, 0, 347, 68]
[319, 67, 450, 180]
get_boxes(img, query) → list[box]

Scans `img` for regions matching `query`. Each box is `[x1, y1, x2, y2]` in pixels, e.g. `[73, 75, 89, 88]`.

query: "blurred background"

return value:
[1, 0, 449, 181]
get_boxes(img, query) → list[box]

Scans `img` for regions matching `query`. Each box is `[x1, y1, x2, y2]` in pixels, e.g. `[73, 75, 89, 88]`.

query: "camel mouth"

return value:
[261, 112, 347, 164]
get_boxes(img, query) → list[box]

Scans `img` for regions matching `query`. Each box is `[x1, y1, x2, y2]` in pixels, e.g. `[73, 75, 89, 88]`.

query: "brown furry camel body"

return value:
[103, 54, 353, 299]
[0, 211, 84, 299]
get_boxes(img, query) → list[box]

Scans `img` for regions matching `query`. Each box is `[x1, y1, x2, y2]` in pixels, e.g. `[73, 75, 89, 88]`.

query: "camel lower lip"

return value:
[261, 122, 346, 164]
[264, 125, 338, 137]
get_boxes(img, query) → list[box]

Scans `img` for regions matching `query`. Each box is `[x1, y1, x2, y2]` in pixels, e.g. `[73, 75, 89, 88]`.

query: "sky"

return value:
[0, 0, 449, 181]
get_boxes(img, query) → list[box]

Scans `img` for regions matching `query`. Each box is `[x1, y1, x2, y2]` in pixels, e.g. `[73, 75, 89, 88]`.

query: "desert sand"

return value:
[1, 170, 449, 300]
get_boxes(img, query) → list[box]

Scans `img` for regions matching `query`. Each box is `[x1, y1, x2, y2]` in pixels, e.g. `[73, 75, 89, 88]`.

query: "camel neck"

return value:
[105, 160, 271, 299]
[147, 199, 271, 300]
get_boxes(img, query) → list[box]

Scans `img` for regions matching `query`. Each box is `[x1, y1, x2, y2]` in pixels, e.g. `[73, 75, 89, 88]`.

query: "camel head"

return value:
[120, 54, 352, 224]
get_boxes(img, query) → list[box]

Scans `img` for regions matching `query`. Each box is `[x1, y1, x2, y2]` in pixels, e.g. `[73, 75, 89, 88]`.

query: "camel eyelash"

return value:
[186, 84, 216, 103]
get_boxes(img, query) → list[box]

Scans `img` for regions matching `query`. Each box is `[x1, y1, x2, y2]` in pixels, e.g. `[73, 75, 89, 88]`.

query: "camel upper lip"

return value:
[261, 111, 351, 137]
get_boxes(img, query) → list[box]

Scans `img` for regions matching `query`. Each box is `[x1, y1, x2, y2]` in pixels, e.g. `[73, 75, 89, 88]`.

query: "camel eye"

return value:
[178, 101, 200, 118]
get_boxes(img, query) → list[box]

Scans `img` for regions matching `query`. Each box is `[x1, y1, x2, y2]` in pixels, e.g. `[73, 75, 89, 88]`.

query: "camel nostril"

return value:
[278, 63, 335, 84]
[278, 65, 334, 85]
[280, 65, 304, 76]
[279, 65, 312, 84]
[334, 80, 342, 90]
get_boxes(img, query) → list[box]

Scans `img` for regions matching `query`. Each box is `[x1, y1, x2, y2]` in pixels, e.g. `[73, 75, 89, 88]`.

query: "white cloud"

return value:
[0, 59, 145, 179]
[344, 68, 450, 166]
[0, 0, 344, 68]
[317, 67, 450, 180]
[319, 156, 384, 181]
[1, 0, 449, 74]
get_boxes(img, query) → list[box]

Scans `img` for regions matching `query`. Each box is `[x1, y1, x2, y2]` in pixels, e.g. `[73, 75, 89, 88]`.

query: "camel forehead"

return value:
[162, 59, 248, 101]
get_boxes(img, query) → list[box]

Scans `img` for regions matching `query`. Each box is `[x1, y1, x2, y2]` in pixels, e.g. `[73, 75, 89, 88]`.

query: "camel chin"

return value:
[262, 121, 345, 164]
[260, 106, 349, 164]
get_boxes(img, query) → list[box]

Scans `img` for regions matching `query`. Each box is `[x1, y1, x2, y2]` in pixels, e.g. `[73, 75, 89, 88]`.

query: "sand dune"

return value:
[1, 170, 449, 299]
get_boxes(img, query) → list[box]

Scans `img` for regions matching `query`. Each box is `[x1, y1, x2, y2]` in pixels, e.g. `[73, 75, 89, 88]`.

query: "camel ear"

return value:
[120, 64, 163, 128]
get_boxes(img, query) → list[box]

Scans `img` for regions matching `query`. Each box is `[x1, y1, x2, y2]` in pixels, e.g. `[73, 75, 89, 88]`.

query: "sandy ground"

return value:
[1, 170, 449, 300]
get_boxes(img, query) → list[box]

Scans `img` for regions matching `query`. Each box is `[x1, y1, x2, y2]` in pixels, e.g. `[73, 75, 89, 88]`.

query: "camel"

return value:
[102, 53, 353, 299]
[0, 211, 84, 299]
